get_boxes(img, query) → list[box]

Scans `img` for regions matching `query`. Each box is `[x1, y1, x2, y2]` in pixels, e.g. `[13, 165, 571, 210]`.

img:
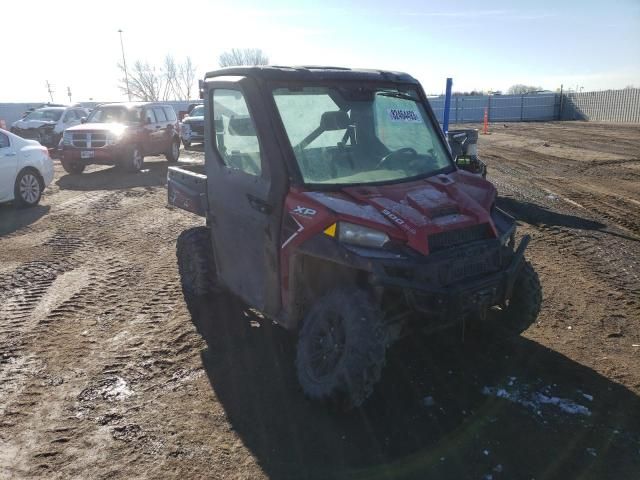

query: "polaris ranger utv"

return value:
[169, 66, 541, 407]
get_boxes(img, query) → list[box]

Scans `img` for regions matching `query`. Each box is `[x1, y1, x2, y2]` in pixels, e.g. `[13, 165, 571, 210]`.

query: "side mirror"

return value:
[80, 117, 87, 124]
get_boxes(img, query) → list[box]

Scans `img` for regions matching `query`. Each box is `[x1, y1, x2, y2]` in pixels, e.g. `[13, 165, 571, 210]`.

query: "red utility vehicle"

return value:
[61, 102, 181, 174]
[168, 66, 541, 407]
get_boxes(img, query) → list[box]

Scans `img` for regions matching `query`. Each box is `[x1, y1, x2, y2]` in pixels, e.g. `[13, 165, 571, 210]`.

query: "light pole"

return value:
[118, 29, 131, 101]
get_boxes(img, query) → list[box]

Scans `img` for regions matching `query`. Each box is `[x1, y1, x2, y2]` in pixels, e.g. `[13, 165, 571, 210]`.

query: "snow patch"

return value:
[482, 379, 591, 417]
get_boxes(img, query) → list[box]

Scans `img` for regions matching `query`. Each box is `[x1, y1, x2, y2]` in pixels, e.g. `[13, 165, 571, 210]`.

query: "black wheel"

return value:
[498, 260, 542, 336]
[182, 138, 191, 149]
[296, 288, 387, 408]
[124, 145, 144, 172]
[61, 160, 85, 175]
[166, 139, 180, 163]
[14, 169, 43, 208]
[176, 227, 218, 298]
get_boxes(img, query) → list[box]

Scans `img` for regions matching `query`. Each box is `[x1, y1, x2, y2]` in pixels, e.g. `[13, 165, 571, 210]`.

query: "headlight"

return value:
[337, 222, 390, 248]
[62, 131, 72, 145]
[106, 129, 126, 145]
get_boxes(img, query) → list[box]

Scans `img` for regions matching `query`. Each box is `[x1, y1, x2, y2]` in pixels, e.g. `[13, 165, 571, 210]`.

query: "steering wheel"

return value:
[376, 147, 418, 169]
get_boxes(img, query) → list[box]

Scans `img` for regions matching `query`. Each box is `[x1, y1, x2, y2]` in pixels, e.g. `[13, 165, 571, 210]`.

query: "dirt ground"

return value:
[1, 121, 639, 479]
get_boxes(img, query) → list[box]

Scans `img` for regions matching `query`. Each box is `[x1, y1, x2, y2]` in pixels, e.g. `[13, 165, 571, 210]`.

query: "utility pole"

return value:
[46, 80, 54, 102]
[118, 29, 131, 101]
[67, 86, 72, 104]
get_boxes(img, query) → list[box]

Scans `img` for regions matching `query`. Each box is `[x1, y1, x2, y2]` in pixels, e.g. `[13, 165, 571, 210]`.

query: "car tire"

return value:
[14, 168, 43, 208]
[166, 139, 180, 163]
[176, 227, 219, 298]
[61, 160, 86, 175]
[296, 288, 387, 408]
[182, 139, 191, 149]
[124, 145, 144, 172]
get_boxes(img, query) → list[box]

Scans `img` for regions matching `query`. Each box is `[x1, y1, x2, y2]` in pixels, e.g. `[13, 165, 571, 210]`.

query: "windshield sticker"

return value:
[387, 108, 422, 123]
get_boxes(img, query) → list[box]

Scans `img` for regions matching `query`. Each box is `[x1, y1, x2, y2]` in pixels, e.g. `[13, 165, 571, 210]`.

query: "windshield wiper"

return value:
[377, 91, 416, 101]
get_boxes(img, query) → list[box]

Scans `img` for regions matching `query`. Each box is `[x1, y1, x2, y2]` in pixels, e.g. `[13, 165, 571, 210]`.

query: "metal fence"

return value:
[2, 88, 640, 128]
[560, 88, 640, 123]
[429, 93, 560, 124]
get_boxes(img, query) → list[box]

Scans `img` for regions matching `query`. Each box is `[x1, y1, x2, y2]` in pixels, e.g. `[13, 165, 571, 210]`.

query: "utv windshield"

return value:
[24, 108, 63, 122]
[272, 85, 452, 185]
[87, 106, 142, 124]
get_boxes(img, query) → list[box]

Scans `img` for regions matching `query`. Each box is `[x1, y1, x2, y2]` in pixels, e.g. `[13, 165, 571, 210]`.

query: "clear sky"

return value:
[2, 0, 639, 102]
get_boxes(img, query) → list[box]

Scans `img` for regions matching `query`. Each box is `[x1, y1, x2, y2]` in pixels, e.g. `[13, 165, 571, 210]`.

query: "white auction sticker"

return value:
[387, 108, 422, 123]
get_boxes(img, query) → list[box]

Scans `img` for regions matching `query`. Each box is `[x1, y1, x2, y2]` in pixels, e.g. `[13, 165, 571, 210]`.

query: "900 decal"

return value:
[381, 208, 416, 234]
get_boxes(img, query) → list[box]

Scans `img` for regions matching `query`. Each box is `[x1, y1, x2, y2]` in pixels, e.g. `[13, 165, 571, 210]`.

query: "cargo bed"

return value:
[167, 165, 207, 217]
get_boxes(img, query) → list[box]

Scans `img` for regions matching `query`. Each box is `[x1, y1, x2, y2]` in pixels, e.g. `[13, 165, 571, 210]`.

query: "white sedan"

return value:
[0, 128, 54, 207]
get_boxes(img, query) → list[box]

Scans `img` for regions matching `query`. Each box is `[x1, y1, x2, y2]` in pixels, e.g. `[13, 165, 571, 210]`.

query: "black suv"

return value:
[61, 102, 181, 174]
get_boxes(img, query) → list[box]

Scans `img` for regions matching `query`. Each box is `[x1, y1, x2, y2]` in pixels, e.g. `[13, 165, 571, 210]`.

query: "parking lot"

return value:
[1, 122, 639, 479]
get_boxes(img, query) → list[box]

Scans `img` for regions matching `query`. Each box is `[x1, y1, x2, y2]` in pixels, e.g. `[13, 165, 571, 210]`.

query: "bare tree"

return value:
[507, 84, 543, 95]
[176, 57, 197, 100]
[218, 48, 269, 68]
[118, 60, 164, 101]
[118, 55, 198, 101]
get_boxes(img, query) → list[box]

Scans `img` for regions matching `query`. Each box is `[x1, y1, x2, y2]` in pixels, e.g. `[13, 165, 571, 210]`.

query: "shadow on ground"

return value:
[55, 160, 170, 192]
[497, 196, 639, 242]
[0, 204, 50, 236]
[187, 295, 640, 480]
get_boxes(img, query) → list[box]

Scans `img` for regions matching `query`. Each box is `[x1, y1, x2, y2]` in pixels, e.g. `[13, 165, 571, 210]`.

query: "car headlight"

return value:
[62, 131, 72, 145]
[106, 129, 127, 145]
[182, 123, 191, 134]
[329, 222, 390, 248]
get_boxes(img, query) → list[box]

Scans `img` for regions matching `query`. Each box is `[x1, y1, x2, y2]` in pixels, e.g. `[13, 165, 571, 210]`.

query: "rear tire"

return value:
[14, 169, 43, 208]
[296, 288, 387, 408]
[176, 226, 217, 297]
[124, 145, 144, 172]
[166, 139, 180, 163]
[61, 160, 85, 175]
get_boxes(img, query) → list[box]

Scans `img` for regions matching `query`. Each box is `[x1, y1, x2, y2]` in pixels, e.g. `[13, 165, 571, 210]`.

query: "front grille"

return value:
[428, 223, 491, 252]
[71, 132, 107, 148]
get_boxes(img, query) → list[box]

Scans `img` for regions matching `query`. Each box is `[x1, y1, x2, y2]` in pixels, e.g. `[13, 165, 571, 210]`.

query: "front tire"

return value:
[182, 138, 191, 149]
[124, 145, 144, 172]
[166, 139, 180, 163]
[14, 169, 43, 208]
[502, 260, 542, 333]
[296, 288, 387, 408]
[176, 227, 218, 298]
[61, 160, 86, 175]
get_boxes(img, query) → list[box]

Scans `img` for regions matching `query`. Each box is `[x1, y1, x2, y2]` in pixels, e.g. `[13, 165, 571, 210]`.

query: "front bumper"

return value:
[62, 145, 124, 165]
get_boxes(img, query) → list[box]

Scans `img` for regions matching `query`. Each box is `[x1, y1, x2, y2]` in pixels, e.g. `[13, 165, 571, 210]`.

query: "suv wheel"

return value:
[124, 146, 144, 172]
[296, 288, 387, 408]
[14, 169, 43, 208]
[182, 139, 191, 149]
[61, 160, 85, 175]
[166, 139, 180, 163]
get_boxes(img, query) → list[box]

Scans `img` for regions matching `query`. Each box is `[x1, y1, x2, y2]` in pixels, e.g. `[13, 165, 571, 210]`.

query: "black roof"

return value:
[204, 65, 418, 84]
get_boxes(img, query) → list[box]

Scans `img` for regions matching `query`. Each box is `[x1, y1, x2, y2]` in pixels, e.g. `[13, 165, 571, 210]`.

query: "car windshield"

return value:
[272, 85, 452, 186]
[87, 106, 142, 124]
[189, 106, 204, 117]
[24, 109, 63, 122]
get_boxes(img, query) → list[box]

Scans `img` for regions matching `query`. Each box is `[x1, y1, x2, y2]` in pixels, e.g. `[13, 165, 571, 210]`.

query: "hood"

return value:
[12, 119, 57, 129]
[183, 116, 204, 124]
[306, 170, 497, 255]
[66, 122, 128, 133]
